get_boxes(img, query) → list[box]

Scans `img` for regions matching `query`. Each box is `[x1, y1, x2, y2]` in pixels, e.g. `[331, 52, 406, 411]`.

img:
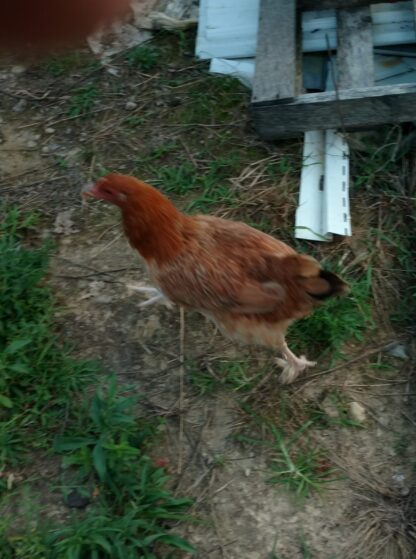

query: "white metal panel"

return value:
[295, 131, 331, 241]
[323, 130, 351, 237]
[295, 130, 352, 242]
[209, 58, 255, 87]
[303, 1, 414, 31]
[302, 21, 416, 52]
[196, 0, 416, 59]
[196, 0, 259, 60]
[325, 54, 416, 90]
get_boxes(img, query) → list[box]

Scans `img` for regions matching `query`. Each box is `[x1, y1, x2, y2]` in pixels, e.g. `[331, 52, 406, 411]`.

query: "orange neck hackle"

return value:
[90, 173, 190, 264]
[121, 194, 189, 264]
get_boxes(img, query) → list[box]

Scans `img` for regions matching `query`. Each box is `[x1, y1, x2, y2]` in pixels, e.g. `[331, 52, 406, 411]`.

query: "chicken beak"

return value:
[81, 182, 99, 200]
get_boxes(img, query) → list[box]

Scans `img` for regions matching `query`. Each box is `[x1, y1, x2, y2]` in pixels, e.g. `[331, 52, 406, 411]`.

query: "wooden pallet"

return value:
[251, 0, 416, 139]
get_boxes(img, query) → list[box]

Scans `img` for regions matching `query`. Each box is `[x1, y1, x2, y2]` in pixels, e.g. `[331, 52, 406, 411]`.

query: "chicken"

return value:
[84, 173, 349, 384]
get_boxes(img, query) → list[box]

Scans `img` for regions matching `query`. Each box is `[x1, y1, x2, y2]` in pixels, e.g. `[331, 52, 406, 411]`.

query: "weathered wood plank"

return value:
[301, 0, 392, 10]
[252, 0, 297, 104]
[337, 7, 374, 89]
[251, 84, 416, 139]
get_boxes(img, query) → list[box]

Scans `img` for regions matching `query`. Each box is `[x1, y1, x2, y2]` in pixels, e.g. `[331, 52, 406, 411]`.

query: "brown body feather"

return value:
[87, 174, 349, 382]
[144, 215, 346, 346]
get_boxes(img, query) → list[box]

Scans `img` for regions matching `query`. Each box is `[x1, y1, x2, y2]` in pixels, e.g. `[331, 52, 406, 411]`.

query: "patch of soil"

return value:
[46, 230, 414, 559]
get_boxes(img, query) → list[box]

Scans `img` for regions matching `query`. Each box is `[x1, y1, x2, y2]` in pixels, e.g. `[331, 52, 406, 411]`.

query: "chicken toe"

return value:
[126, 284, 174, 309]
[275, 343, 316, 384]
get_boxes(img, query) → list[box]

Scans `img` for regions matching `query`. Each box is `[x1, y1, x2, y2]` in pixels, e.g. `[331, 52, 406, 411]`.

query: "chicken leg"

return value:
[126, 284, 173, 309]
[275, 342, 316, 384]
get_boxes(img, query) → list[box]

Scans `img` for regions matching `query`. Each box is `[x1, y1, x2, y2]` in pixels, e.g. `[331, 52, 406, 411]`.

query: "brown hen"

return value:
[85, 173, 348, 383]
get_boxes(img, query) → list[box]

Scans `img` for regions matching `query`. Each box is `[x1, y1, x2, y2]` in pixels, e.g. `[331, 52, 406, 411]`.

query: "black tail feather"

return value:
[307, 269, 349, 301]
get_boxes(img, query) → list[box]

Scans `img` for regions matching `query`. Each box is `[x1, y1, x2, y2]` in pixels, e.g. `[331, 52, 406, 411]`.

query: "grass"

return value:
[188, 360, 264, 396]
[0, 207, 95, 462]
[126, 45, 161, 72]
[313, 391, 364, 429]
[235, 403, 338, 498]
[269, 535, 313, 559]
[266, 422, 338, 497]
[43, 53, 100, 77]
[351, 131, 416, 336]
[351, 130, 403, 191]
[393, 435, 410, 457]
[67, 85, 99, 118]
[51, 378, 194, 558]
[0, 207, 194, 557]
[187, 363, 216, 396]
[171, 75, 247, 125]
[344, 467, 416, 559]
[373, 225, 416, 334]
[288, 265, 374, 361]
[145, 155, 240, 212]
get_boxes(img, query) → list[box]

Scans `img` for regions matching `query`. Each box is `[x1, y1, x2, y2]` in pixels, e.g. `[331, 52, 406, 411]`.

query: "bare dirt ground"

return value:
[1, 32, 416, 558]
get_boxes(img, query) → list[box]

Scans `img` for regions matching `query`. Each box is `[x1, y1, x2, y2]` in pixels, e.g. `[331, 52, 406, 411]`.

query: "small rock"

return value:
[392, 472, 410, 496]
[320, 395, 339, 420]
[11, 65, 26, 75]
[379, 415, 390, 427]
[125, 100, 138, 111]
[65, 147, 82, 162]
[45, 127, 55, 134]
[166, 96, 181, 107]
[26, 140, 37, 149]
[13, 99, 27, 113]
[42, 143, 59, 154]
[349, 401, 366, 424]
[40, 229, 52, 240]
[53, 209, 76, 235]
[392, 472, 405, 484]
[143, 315, 161, 338]
[106, 66, 120, 77]
[66, 489, 91, 509]
[95, 294, 113, 304]
[386, 342, 408, 360]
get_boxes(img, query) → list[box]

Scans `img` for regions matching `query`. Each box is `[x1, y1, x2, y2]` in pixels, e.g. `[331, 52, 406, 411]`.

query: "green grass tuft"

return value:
[288, 266, 374, 361]
[0, 207, 194, 557]
[0, 207, 95, 463]
[67, 85, 99, 118]
[51, 378, 194, 558]
[144, 153, 243, 212]
[43, 53, 99, 77]
[235, 404, 339, 498]
[172, 75, 246, 125]
[188, 360, 265, 397]
[126, 45, 161, 72]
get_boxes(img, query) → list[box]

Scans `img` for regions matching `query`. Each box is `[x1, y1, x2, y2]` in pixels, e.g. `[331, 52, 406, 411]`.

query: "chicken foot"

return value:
[275, 342, 316, 384]
[126, 283, 174, 309]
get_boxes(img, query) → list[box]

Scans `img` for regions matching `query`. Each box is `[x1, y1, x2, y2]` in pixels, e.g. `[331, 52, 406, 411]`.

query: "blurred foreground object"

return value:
[0, 0, 132, 52]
